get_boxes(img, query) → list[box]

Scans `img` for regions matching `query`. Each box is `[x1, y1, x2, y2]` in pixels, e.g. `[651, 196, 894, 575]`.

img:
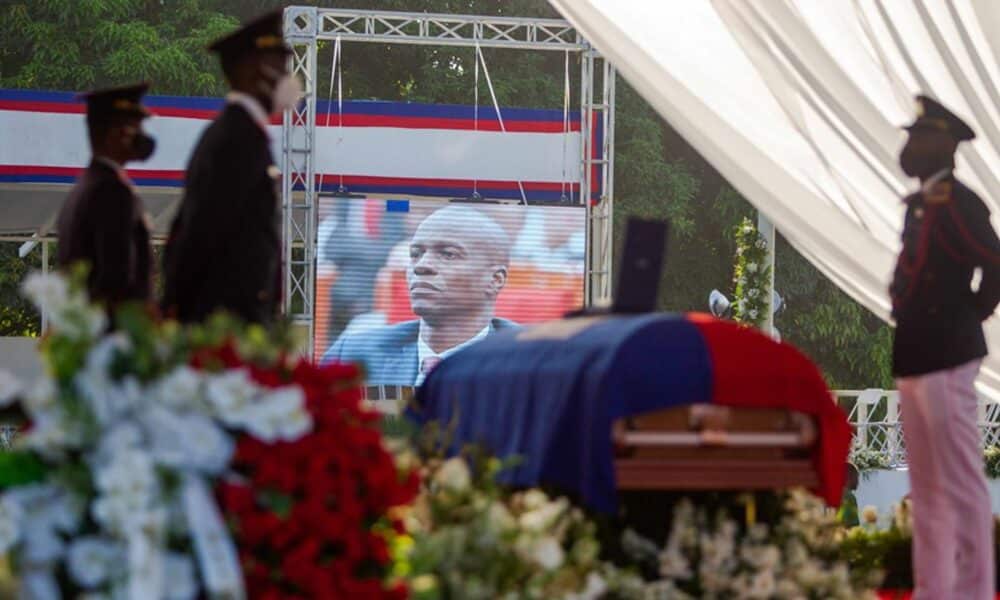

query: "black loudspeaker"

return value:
[612, 217, 670, 314]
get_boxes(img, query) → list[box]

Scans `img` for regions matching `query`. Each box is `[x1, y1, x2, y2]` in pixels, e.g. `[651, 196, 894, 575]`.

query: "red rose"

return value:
[219, 482, 256, 515]
[341, 578, 387, 600]
[240, 511, 282, 547]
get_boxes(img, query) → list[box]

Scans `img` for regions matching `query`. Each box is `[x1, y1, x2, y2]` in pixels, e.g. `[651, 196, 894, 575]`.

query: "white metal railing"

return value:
[835, 389, 1000, 468]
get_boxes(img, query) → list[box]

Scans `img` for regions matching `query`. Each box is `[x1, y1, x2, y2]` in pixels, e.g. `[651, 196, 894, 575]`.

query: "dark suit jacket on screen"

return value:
[322, 317, 519, 385]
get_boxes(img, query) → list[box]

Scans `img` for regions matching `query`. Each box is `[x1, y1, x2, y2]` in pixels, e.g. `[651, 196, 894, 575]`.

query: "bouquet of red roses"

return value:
[217, 357, 419, 599]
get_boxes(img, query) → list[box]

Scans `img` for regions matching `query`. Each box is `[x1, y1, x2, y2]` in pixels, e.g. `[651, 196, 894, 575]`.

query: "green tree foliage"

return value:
[0, 0, 892, 386]
[0, 243, 42, 337]
[0, 0, 237, 95]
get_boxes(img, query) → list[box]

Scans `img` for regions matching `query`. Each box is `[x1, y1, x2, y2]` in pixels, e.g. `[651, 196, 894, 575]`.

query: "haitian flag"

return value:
[412, 313, 852, 514]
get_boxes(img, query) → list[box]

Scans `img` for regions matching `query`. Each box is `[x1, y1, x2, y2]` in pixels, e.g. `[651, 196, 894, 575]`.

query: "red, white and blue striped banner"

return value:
[0, 89, 597, 202]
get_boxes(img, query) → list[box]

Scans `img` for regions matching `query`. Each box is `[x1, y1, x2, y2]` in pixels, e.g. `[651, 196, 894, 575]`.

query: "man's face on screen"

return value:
[407, 210, 498, 320]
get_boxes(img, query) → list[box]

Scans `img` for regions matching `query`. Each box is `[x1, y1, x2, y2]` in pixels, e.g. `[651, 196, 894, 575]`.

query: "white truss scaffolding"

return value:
[282, 7, 615, 356]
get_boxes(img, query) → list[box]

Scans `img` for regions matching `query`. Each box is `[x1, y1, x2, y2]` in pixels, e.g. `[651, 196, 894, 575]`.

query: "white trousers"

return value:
[898, 359, 994, 600]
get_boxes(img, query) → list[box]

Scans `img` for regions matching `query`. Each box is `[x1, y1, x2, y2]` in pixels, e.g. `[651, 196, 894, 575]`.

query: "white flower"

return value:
[487, 501, 515, 532]
[22, 272, 69, 314]
[5, 485, 83, 565]
[746, 569, 776, 598]
[530, 536, 565, 570]
[143, 408, 234, 475]
[747, 523, 769, 543]
[796, 559, 825, 588]
[79, 306, 108, 339]
[775, 578, 802, 598]
[519, 498, 569, 533]
[746, 288, 760, 298]
[20, 414, 82, 457]
[699, 525, 736, 572]
[746, 262, 759, 273]
[86, 334, 130, 378]
[94, 422, 144, 464]
[784, 539, 808, 567]
[153, 366, 204, 411]
[241, 386, 312, 442]
[748, 309, 759, 320]
[22, 377, 57, 417]
[658, 545, 692, 579]
[521, 489, 549, 511]
[861, 505, 878, 525]
[747, 544, 780, 570]
[79, 375, 143, 428]
[0, 495, 22, 554]
[566, 572, 607, 600]
[18, 570, 62, 599]
[164, 553, 198, 600]
[92, 449, 158, 534]
[47, 299, 107, 340]
[206, 369, 258, 425]
[0, 370, 21, 407]
[434, 457, 471, 492]
[95, 449, 156, 496]
[67, 537, 120, 588]
[394, 449, 419, 474]
[830, 562, 850, 587]
[20, 523, 65, 565]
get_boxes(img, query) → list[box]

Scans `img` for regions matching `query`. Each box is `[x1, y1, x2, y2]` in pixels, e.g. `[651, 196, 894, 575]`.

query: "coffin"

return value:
[412, 313, 850, 513]
[613, 404, 819, 491]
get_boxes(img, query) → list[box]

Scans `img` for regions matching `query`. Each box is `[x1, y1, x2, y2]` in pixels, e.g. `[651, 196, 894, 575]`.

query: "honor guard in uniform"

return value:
[162, 10, 300, 324]
[56, 83, 156, 313]
[891, 95, 1000, 600]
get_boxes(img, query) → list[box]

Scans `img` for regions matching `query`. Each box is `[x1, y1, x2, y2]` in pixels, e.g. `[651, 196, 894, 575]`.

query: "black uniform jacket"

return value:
[891, 175, 1000, 377]
[56, 159, 152, 306]
[162, 103, 281, 324]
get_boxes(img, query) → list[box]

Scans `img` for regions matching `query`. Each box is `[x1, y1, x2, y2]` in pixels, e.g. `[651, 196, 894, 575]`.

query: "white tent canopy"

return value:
[549, 0, 1000, 399]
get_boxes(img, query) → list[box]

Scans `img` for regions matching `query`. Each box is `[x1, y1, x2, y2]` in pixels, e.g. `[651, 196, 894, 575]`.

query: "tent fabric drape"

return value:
[549, 0, 1000, 398]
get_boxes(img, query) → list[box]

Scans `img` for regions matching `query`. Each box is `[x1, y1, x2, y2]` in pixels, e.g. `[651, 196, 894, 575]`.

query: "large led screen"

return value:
[315, 198, 586, 386]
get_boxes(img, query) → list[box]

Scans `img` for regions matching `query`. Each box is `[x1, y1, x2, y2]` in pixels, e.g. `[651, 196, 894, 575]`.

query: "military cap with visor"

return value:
[208, 10, 292, 63]
[903, 95, 976, 142]
[77, 82, 152, 122]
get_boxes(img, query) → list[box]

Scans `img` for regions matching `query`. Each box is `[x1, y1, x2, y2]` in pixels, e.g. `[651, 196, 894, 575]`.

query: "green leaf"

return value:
[0, 451, 48, 488]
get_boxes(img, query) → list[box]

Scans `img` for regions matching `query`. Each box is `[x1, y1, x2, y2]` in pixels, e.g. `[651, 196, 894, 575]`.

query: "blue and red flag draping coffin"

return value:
[412, 313, 852, 514]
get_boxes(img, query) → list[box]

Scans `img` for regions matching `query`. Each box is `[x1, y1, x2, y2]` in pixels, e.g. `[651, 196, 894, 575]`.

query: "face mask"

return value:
[260, 65, 302, 113]
[899, 145, 944, 179]
[121, 126, 156, 162]
[132, 132, 156, 161]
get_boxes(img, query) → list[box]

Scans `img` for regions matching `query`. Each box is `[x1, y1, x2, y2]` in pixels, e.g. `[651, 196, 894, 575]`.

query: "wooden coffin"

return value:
[613, 405, 819, 491]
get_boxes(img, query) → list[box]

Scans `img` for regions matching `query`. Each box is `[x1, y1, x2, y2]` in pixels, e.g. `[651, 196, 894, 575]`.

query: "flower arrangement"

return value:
[849, 447, 893, 477]
[732, 217, 771, 328]
[841, 500, 1000, 591]
[391, 448, 643, 600]
[0, 271, 412, 598]
[849, 445, 1000, 479]
[985, 445, 1000, 479]
[218, 357, 419, 599]
[622, 489, 881, 599]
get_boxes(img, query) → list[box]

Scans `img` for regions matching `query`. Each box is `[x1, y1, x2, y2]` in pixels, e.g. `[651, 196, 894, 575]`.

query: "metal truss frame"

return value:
[282, 7, 615, 355]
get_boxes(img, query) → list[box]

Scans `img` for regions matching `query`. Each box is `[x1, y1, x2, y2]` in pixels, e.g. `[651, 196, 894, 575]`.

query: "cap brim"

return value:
[902, 121, 945, 134]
